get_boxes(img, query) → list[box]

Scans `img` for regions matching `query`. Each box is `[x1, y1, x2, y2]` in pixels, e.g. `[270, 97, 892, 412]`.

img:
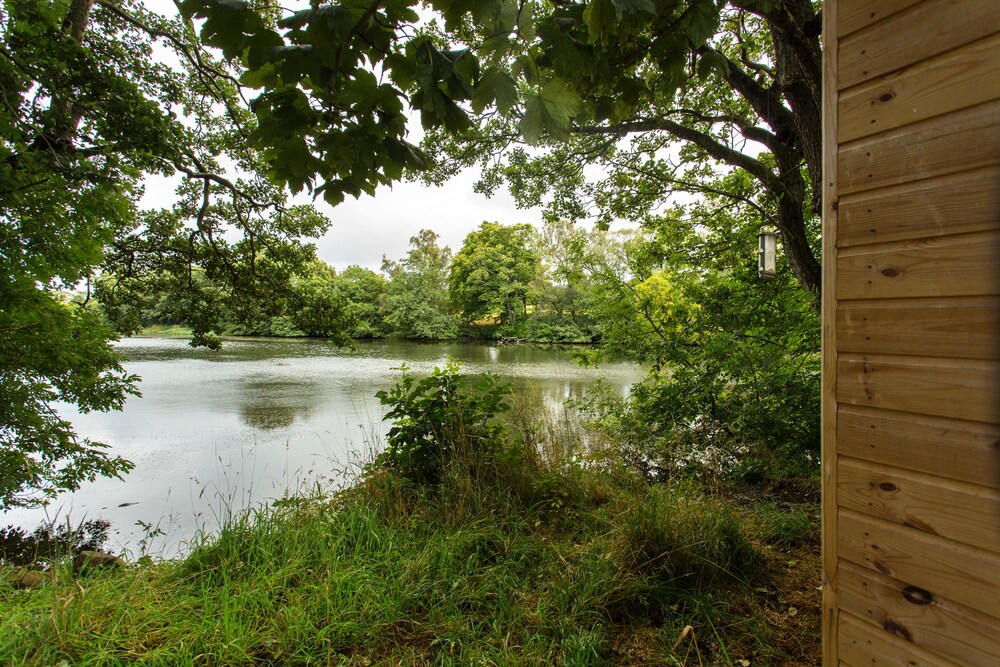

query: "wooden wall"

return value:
[822, 1, 1000, 665]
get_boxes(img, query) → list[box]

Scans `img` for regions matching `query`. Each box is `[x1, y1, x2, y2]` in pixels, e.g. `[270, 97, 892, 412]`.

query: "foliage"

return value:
[418, 0, 824, 300]
[333, 265, 388, 339]
[0, 519, 111, 568]
[382, 230, 459, 340]
[0, 0, 339, 507]
[449, 221, 541, 328]
[181, 0, 824, 297]
[4, 0, 825, 505]
[375, 361, 511, 485]
[578, 178, 821, 479]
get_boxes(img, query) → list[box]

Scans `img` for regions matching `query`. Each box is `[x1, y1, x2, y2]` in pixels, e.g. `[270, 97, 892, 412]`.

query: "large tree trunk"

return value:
[48, 0, 95, 146]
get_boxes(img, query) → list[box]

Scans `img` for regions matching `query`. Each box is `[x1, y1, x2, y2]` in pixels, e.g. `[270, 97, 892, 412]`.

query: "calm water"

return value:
[5, 337, 639, 554]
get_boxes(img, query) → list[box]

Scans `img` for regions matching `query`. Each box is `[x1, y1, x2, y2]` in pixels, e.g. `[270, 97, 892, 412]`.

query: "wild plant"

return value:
[374, 360, 511, 485]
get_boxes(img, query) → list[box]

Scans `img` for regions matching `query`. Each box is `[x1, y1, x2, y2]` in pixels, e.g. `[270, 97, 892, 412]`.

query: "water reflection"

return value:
[238, 378, 318, 430]
[6, 337, 641, 555]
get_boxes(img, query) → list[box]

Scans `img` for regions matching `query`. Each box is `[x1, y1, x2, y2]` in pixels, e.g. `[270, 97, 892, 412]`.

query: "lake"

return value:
[4, 337, 640, 555]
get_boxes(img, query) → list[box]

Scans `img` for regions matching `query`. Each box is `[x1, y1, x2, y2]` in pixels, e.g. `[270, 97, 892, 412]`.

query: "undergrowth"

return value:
[0, 366, 820, 666]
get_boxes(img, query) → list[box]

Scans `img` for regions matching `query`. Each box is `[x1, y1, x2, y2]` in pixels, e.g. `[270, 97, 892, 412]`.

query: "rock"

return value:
[13, 571, 51, 589]
[73, 550, 123, 573]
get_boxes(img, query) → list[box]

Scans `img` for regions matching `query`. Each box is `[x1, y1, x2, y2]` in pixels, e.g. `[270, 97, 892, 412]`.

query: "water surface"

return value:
[5, 337, 639, 554]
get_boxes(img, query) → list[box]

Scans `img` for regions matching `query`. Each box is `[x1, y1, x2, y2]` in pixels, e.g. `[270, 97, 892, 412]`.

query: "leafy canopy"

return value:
[0, 0, 340, 508]
[449, 222, 540, 328]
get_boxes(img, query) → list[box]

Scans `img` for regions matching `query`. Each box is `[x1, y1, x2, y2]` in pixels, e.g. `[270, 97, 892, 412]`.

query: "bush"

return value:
[375, 361, 511, 485]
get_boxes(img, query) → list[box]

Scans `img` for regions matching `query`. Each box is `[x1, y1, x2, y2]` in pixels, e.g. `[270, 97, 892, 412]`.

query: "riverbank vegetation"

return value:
[4, 0, 825, 662]
[108, 220, 611, 346]
[2, 367, 819, 666]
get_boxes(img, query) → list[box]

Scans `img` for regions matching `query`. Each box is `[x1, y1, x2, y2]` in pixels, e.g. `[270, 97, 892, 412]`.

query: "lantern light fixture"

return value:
[758, 230, 779, 280]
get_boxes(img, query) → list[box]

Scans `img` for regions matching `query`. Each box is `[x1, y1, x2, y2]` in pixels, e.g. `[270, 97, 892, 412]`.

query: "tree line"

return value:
[112, 221, 618, 345]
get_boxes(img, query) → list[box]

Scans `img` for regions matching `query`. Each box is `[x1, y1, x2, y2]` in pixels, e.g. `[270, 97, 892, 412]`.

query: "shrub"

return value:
[375, 361, 511, 485]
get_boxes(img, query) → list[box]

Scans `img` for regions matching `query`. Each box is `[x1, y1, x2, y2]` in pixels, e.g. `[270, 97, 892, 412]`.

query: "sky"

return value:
[301, 169, 544, 272]
[140, 159, 545, 273]
[137, 0, 546, 272]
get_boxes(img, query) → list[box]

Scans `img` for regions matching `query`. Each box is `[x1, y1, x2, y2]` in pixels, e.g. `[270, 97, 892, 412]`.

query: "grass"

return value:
[139, 324, 194, 338]
[0, 410, 820, 666]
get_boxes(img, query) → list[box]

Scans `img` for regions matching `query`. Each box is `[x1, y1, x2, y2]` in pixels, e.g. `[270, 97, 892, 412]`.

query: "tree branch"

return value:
[573, 119, 783, 195]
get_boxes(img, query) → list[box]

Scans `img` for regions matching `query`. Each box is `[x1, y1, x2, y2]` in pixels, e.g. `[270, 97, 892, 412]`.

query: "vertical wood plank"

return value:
[821, 1, 841, 663]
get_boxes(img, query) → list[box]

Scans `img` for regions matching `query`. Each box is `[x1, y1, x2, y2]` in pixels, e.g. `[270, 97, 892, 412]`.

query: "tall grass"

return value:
[1, 396, 819, 666]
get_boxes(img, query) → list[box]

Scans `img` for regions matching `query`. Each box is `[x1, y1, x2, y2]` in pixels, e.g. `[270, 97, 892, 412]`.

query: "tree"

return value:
[382, 230, 458, 340]
[449, 222, 540, 328]
[182, 0, 822, 301]
[422, 0, 824, 303]
[4, 0, 825, 505]
[580, 170, 820, 479]
[530, 218, 607, 341]
[0, 0, 338, 508]
[334, 265, 388, 339]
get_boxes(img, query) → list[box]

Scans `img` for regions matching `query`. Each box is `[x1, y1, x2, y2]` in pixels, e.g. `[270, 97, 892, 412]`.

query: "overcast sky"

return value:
[307, 170, 545, 271]
[135, 0, 550, 272]
[141, 163, 544, 273]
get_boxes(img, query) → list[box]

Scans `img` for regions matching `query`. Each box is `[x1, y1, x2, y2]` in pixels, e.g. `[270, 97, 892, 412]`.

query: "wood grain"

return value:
[838, 0, 1000, 89]
[837, 0, 923, 38]
[839, 611, 963, 667]
[822, 0, 841, 662]
[837, 354, 1000, 424]
[839, 34, 1000, 143]
[837, 405, 1000, 490]
[837, 166, 1000, 248]
[837, 296, 1000, 360]
[829, 5, 1000, 666]
[839, 509, 1000, 618]
[838, 561, 1000, 666]
[838, 457, 1000, 552]
[837, 230, 1000, 300]
[838, 100, 1000, 196]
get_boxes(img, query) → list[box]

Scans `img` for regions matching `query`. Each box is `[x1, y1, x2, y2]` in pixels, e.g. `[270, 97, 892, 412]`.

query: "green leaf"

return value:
[497, 0, 518, 33]
[696, 49, 728, 80]
[583, 0, 618, 43]
[520, 95, 544, 145]
[517, 1, 536, 42]
[611, 0, 655, 15]
[472, 69, 518, 115]
[539, 78, 582, 132]
[245, 29, 283, 70]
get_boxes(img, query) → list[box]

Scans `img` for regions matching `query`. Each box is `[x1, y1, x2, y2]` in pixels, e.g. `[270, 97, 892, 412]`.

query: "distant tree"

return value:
[334, 265, 388, 339]
[383, 230, 459, 340]
[449, 222, 541, 328]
